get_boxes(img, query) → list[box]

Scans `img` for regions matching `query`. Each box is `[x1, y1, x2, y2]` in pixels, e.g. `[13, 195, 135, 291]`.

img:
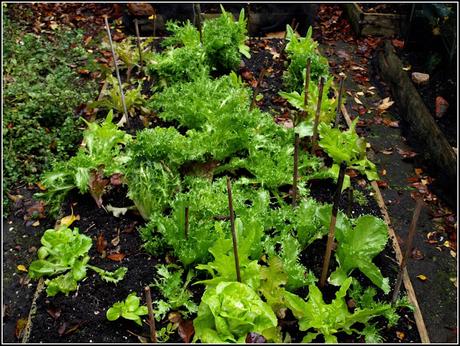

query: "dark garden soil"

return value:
[3, 3, 456, 344]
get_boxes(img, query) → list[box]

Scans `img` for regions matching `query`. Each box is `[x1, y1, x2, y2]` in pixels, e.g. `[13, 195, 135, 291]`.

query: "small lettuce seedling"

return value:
[29, 226, 127, 296]
[106, 292, 148, 326]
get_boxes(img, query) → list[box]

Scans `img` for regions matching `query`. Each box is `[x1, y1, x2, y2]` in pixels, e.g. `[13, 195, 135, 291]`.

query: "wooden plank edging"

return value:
[341, 103, 431, 343]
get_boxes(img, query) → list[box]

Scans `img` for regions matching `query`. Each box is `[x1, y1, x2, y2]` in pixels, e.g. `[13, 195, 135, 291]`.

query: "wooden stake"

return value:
[310, 77, 325, 154]
[303, 58, 311, 113]
[320, 161, 347, 287]
[334, 75, 345, 127]
[193, 3, 203, 44]
[144, 286, 157, 343]
[104, 16, 129, 128]
[292, 132, 300, 207]
[250, 67, 266, 111]
[391, 198, 424, 304]
[226, 176, 241, 282]
[347, 186, 353, 217]
[134, 19, 143, 75]
[184, 206, 189, 240]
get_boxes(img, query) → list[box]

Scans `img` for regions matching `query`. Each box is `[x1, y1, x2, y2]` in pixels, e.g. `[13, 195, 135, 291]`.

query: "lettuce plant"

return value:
[36, 111, 132, 216]
[29, 226, 127, 296]
[284, 277, 396, 343]
[318, 118, 379, 181]
[106, 292, 148, 326]
[88, 75, 147, 118]
[151, 264, 198, 321]
[193, 281, 279, 343]
[329, 215, 390, 293]
[283, 25, 330, 92]
[202, 6, 250, 72]
[279, 76, 337, 133]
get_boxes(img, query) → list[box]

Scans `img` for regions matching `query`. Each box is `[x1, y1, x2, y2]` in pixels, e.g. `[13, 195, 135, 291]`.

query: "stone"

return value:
[127, 3, 155, 17]
[411, 72, 430, 85]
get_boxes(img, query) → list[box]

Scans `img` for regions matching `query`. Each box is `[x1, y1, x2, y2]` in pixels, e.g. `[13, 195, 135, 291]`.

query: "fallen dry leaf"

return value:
[107, 253, 126, 261]
[381, 148, 394, 155]
[411, 248, 424, 260]
[396, 147, 417, 159]
[396, 331, 405, 340]
[96, 233, 107, 255]
[17, 265, 28, 272]
[416, 274, 428, 281]
[353, 97, 363, 105]
[392, 39, 405, 49]
[46, 306, 62, 320]
[60, 207, 80, 227]
[377, 97, 394, 114]
[15, 318, 28, 339]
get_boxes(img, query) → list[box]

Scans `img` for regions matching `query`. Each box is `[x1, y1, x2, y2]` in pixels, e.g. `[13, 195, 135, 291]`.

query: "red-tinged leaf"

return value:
[246, 332, 266, 343]
[358, 107, 367, 116]
[96, 233, 107, 255]
[107, 253, 125, 261]
[377, 180, 388, 188]
[392, 39, 405, 49]
[46, 307, 62, 320]
[89, 169, 109, 208]
[435, 96, 449, 118]
[178, 319, 194, 343]
[15, 318, 28, 339]
[78, 69, 90, 75]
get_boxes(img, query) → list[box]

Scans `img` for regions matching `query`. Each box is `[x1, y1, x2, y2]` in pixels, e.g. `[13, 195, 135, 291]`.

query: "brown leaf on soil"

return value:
[382, 118, 399, 128]
[381, 148, 394, 155]
[377, 97, 394, 114]
[7, 193, 24, 203]
[241, 69, 254, 81]
[396, 331, 405, 340]
[416, 274, 428, 281]
[25, 200, 46, 220]
[377, 180, 388, 188]
[15, 318, 28, 339]
[96, 233, 107, 255]
[178, 319, 195, 343]
[107, 253, 126, 262]
[411, 248, 424, 260]
[46, 307, 62, 320]
[392, 39, 405, 49]
[346, 169, 358, 178]
[396, 147, 417, 159]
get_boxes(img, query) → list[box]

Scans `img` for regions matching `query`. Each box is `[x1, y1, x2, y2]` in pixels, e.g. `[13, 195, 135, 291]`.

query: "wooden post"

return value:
[193, 3, 203, 44]
[144, 286, 157, 343]
[250, 67, 266, 111]
[391, 198, 424, 304]
[310, 77, 325, 154]
[184, 206, 189, 240]
[134, 19, 143, 75]
[104, 16, 129, 128]
[226, 177, 241, 282]
[334, 75, 345, 127]
[320, 162, 347, 287]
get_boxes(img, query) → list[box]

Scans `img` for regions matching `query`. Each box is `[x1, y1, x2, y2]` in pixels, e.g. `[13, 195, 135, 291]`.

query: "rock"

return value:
[435, 96, 449, 118]
[411, 72, 429, 85]
[127, 3, 155, 17]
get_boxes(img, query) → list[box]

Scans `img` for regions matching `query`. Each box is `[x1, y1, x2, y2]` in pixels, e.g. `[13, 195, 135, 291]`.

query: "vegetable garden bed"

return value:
[4, 5, 434, 344]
